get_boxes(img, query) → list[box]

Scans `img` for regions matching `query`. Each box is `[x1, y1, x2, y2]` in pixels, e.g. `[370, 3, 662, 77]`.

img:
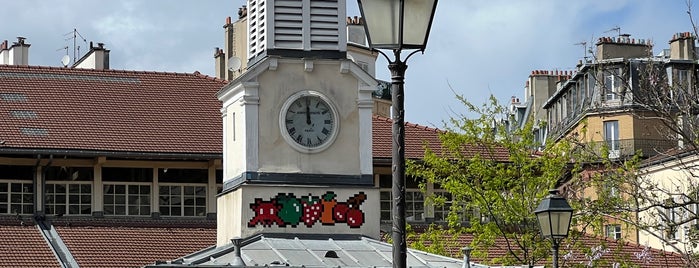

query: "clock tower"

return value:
[216, 0, 378, 245]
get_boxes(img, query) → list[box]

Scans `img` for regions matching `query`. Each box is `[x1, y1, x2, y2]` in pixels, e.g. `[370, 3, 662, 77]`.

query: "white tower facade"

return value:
[216, 0, 378, 245]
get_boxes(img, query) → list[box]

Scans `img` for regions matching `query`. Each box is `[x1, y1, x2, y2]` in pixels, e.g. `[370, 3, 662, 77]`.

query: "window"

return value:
[103, 167, 152, 182]
[159, 168, 208, 183]
[676, 69, 690, 89]
[0, 181, 33, 214]
[45, 166, 93, 181]
[379, 175, 425, 222]
[380, 190, 425, 221]
[604, 68, 621, 101]
[604, 120, 620, 158]
[571, 87, 577, 116]
[0, 165, 34, 215]
[666, 198, 679, 240]
[433, 192, 452, 222]
[159, 185, 206, 216]
[405, 190, 425, 221]
[672, 69, 690, 101]
[604, 180, 620, 198]
[605, 224, 622, 240]
[586, 73, 595, 99]
[104, 184, 151, 216]
[46, 183, 92, 215]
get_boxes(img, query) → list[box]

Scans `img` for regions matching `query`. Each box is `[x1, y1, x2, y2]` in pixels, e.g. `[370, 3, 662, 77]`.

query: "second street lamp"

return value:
[357, 1, 438, 268]
[535, 189, 574, 268]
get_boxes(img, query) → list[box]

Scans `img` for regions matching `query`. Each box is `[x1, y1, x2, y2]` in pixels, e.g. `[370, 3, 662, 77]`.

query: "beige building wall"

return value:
[578, 168, 639, 243]
[638, 156, 699, 253]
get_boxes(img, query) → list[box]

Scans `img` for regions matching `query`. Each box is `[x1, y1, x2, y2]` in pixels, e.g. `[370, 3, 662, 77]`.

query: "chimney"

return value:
[73, 42, 110, 70]
[669, 31, 696, 60]
[595, 34, 651, 60]
[219, 12, 249, 81]
[238, 5, 248, 20]
[8, 37, 30, 65]
[214, 47, 226, 79]
[0, 40, 9, 64]
[224, 16, 235, 80]
[347, 16, 367, 46]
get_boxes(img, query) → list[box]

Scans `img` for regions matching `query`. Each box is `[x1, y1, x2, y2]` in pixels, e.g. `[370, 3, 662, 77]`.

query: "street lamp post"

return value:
[356, 1, 438, 268]
[534, 189, 574, 268]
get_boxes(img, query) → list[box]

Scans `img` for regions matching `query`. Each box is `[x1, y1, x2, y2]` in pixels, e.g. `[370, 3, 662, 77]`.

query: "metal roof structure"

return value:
[146, 233, 467, 268]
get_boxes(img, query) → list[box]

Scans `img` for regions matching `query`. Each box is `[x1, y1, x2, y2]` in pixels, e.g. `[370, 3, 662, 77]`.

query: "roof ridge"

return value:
[0, 64, 227, 83]
[580, 233, 685, 257]
[193, 70, 228, 83]
[373, 114, 444, 133]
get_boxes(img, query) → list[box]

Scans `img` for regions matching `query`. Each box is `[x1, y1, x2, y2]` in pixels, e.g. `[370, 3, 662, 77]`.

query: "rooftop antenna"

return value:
[56, 46, 70, 67]
[574, 41, 588, 62]
[605, 26, 621, 37]
[63, 28, 88, 64]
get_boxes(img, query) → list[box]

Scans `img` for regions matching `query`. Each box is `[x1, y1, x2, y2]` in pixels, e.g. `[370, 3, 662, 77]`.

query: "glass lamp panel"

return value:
[551, 211, 572, 237]
[536, 212, 552, 237]
[402, 0, 436, 48]
[359, 0, 400, 48]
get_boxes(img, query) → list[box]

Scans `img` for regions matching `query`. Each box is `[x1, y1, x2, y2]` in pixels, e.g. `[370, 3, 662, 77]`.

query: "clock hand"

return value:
[306, 98, 311, 125]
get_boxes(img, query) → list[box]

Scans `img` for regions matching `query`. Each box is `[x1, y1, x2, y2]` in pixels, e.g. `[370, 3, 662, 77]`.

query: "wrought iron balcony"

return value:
[586, 139, 677, 159]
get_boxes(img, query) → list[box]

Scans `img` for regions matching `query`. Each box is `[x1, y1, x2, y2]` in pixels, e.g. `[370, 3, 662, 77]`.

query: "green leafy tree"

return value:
[408, 94, 589, 266]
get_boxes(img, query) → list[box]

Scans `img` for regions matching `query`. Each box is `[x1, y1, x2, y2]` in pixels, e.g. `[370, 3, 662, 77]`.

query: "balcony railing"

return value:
[586, 139, 676, 159]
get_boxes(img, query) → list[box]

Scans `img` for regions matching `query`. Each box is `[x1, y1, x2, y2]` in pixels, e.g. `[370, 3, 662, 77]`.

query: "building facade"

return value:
[520, 32, 699, 251]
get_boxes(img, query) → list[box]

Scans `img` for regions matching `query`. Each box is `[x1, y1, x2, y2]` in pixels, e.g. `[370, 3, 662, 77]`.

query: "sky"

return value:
[0, 0, 694, 127]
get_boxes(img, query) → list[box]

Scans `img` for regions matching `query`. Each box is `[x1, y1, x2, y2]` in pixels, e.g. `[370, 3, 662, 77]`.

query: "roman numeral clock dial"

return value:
[280, 91, 339, 153]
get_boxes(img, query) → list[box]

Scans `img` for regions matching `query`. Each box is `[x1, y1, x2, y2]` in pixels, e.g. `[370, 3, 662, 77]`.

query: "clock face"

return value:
[280, 91, 339, 152]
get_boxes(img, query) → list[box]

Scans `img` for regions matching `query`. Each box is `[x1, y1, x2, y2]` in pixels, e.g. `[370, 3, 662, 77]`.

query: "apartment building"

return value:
[517, 31, 699, 251]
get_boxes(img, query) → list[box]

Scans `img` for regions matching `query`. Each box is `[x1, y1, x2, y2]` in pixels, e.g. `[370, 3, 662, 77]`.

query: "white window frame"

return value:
[605, 224, 622, 240]
[103, 182, 151, 216]
[0, 180, 33, 215]
[46, 181, 92, 216]
[379, 188, 425, 222]
[604, 120, 620, 158]
[159, 183, 207, 217]
[604, 68, 622, 101]
[432, 191, 452, 222]
[666, 198, 679, 240]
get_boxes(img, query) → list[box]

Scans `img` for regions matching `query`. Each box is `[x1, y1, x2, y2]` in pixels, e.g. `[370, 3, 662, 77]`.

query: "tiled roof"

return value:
[0, 218, 61, 268]
[54, 219, 216, 268]
[409, 230, 686, 267]
[0, 65, 507, 161]
[372, 115, 510, 161]
[0, 65, 227, 156]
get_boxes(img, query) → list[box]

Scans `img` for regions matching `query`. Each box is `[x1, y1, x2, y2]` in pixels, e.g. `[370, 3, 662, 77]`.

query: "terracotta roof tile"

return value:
[0, 65, 507, 162]
[55, 219, 216, 268]
[372, 115, 510, 161]
[407, 229, 686, 267]
[0, 65, 227, 156]
[0, 224, 61, 268]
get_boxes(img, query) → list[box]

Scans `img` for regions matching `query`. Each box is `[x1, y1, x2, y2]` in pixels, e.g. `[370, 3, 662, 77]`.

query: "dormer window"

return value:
[604, 68, 622, 101]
